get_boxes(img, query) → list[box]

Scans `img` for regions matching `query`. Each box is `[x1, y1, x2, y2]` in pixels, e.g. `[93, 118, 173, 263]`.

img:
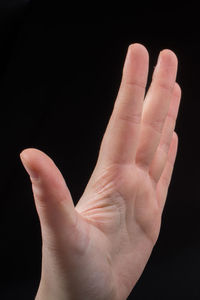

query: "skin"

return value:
[20, 43, 181, 300]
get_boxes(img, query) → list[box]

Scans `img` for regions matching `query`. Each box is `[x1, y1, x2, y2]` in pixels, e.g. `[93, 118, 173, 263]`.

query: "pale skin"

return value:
[20, 43, 181, 300]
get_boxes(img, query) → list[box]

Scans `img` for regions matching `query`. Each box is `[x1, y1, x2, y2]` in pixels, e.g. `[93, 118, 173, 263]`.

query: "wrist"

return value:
[35, 281, 71, 300]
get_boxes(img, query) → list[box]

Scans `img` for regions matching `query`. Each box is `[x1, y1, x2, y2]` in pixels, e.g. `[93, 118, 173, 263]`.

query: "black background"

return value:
[0, 1, 200, 299]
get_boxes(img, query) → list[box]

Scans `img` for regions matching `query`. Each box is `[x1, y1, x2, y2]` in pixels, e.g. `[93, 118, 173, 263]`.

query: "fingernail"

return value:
[20, 153, 39, 179]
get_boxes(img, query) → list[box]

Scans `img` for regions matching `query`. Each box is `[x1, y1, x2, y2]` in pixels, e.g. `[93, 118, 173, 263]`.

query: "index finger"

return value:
[98, 43, 149, 166]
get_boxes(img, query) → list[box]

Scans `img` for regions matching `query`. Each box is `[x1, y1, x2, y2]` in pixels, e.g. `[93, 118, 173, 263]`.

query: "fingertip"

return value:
[20, 148, 53, 179]
[128, 42, 148, 51]
[128, 43, 149, 60]
[20, 148, 34, 159]
[123, 42, 149, 85]
[159, 48, 178, 68]
[168, 131, 179, 164]
[20, 147, 43, 158]
[20, 148, 40, 179]
[172, 131, 178, 144]
[173, 82, 182, 98]
[20, 148, 50, 164]
[169, 82, 182, 118]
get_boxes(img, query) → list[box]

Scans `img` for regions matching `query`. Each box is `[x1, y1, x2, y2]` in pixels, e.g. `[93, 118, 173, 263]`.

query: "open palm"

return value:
[20, 44, 181, 300]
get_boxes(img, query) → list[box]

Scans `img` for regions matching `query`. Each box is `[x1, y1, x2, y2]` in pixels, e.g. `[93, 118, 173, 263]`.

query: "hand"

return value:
[20, 43, 181, 300]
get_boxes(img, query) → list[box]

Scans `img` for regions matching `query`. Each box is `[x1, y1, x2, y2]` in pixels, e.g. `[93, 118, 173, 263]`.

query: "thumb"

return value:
[20, 148, 78, 245]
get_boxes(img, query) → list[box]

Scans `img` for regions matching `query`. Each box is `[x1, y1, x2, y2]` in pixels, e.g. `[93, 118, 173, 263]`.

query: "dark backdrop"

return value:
[0, 2, 199, 300]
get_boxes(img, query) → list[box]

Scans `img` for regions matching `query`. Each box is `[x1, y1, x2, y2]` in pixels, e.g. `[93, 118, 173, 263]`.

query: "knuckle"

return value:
[125, 80, 146, 90]
[118, 112, 141, 125]
[144, 117, 164, 134]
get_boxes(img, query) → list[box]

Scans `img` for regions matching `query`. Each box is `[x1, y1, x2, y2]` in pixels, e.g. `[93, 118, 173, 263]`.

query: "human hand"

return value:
[20, 43, 181, 300]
